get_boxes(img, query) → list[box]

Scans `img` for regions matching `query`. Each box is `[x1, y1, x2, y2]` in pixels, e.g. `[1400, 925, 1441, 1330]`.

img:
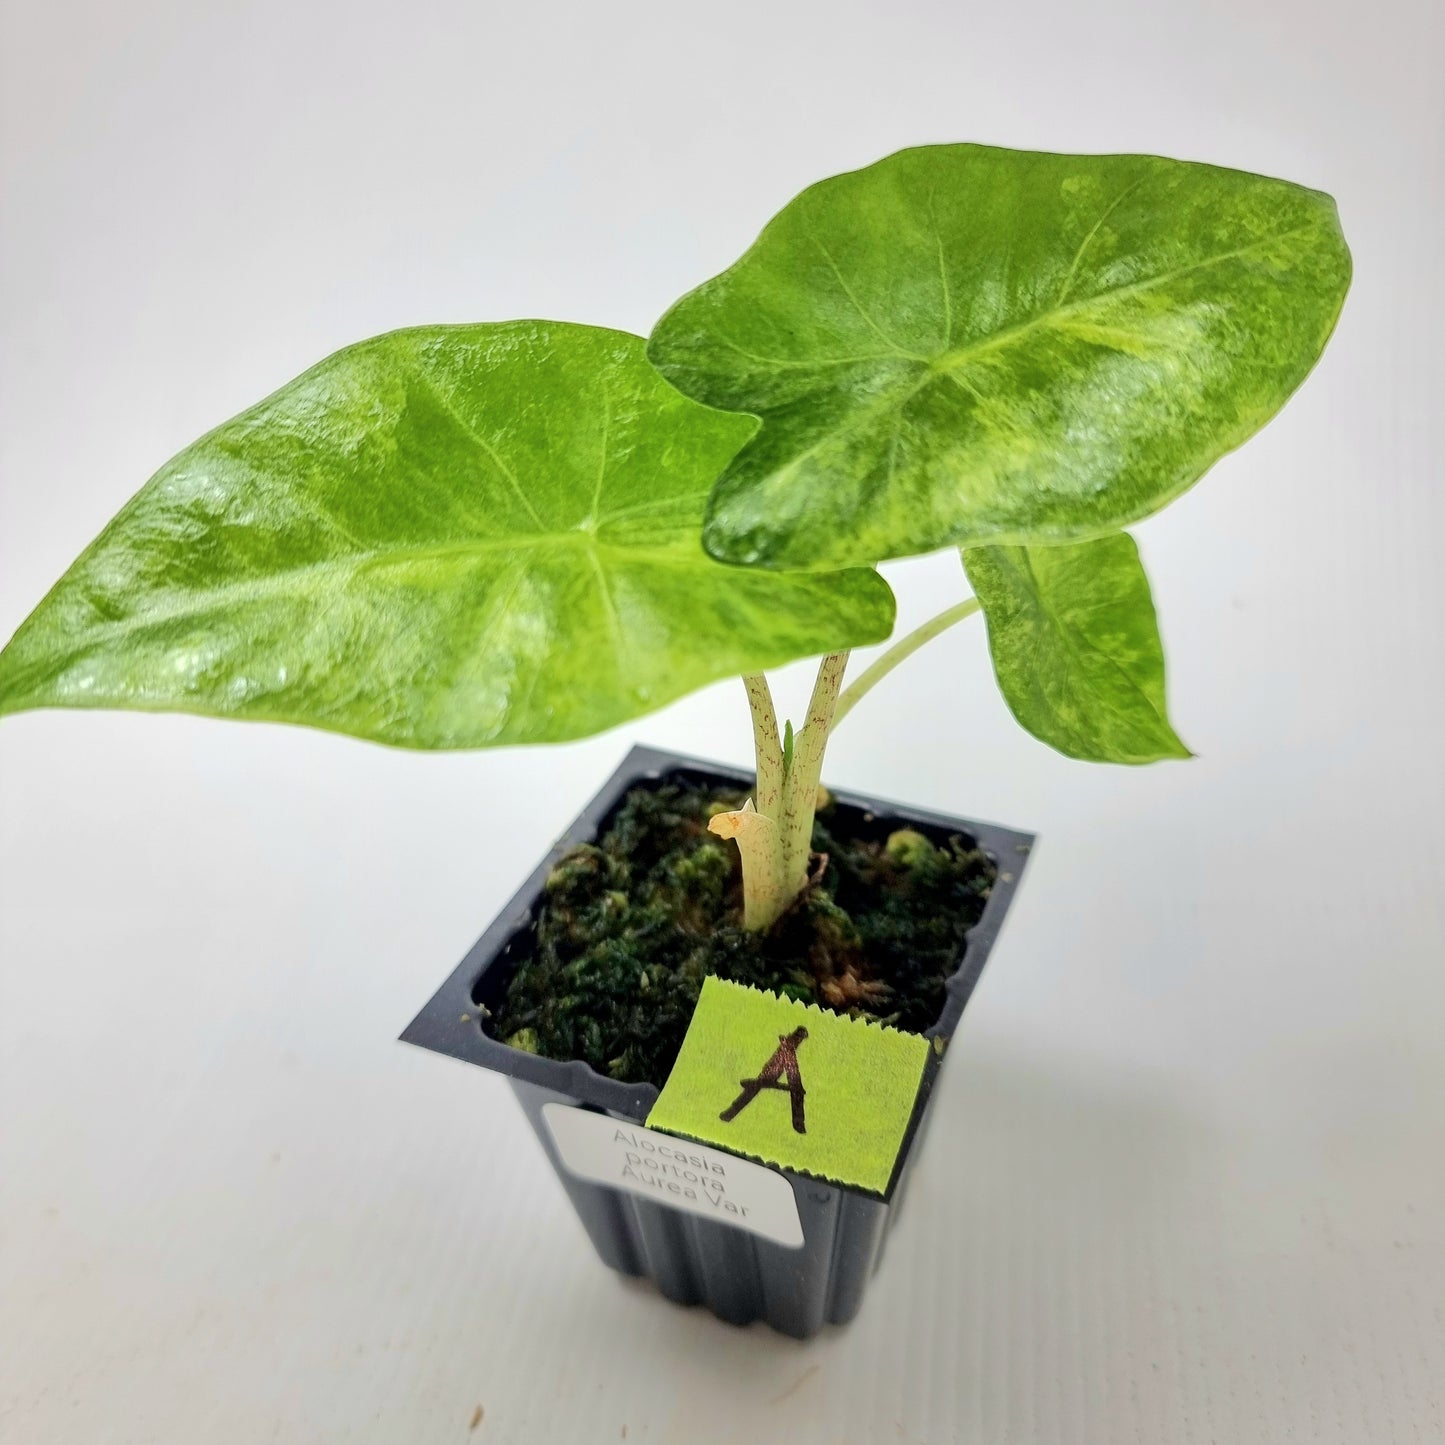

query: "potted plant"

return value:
[0, 143, 1349, 1338]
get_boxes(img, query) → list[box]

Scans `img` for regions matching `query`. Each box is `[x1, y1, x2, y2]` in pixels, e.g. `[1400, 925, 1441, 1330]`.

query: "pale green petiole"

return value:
[717, 652, 850, 932]
[742, 673, 784, 818]
[778, 651, 849, 896]
[832, 599, 981, 728]
[721, 602, 984, 932]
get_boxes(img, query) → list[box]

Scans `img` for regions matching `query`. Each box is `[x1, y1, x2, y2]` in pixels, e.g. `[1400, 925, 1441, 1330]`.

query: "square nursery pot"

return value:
[402, 745, 1033, 1339]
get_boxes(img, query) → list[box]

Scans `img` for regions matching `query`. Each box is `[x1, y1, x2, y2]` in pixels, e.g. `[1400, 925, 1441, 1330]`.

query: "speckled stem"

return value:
[778, 651, 850, 898]
[742, 673, 785, 821]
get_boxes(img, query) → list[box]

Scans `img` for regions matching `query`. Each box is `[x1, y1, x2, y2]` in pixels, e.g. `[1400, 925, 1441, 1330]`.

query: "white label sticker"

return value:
[542, 1102, 804, 1249]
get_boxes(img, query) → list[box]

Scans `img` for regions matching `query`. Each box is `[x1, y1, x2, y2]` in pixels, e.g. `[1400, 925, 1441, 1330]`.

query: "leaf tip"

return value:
[700, 508, 761, 568]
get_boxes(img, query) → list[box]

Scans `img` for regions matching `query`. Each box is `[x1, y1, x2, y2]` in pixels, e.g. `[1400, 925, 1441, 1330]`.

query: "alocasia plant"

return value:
[0, 143, 1350, 932]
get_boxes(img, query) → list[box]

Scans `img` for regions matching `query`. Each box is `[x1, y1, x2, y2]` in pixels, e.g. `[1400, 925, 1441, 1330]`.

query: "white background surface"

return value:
[1, 1, 1442, 1441]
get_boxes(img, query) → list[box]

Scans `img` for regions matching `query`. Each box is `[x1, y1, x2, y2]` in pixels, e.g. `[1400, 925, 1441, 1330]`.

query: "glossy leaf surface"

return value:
[963, 533, 1189, 763]
[650, 143, 1351, 569]
[0, 323, 895, 748]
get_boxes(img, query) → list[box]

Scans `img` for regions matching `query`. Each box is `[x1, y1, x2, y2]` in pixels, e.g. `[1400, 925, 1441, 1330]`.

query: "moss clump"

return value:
[489, 779, 996, 1088]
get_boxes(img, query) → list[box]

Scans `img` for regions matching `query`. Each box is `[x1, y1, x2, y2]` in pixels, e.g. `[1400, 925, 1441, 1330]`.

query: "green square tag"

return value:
[645, 976, 931, 1195]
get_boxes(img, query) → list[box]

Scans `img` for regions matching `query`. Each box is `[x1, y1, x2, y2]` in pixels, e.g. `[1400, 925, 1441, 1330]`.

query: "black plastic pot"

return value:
[402, 746, 1033, 1338]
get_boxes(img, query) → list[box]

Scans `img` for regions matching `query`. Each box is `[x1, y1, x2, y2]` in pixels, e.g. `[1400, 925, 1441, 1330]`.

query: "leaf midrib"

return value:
[29, 531, 707, 647]
[736, 221, 1321, 493]
[930, 222, 1317, 374]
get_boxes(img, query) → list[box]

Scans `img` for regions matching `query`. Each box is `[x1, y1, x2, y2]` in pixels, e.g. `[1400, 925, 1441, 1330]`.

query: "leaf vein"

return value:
[410, 371, 548, 531]
[808, 234, 932, 361]
[1055, 174, 1148, 306]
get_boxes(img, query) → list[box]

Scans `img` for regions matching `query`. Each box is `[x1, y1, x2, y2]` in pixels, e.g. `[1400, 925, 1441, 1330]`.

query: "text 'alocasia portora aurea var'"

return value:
[0, 143, 1350, 929]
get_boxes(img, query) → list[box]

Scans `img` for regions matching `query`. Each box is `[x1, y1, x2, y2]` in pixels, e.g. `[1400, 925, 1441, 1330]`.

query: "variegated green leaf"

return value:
[0, 323, 895, 748]
[649, 143, 1351, 570]
[963, 533, 1189, 764]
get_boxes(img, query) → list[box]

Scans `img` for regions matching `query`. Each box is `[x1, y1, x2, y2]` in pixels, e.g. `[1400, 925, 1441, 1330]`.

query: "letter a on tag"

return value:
[720, 1025, 808, 1133]
[646, 977, 930, 1195]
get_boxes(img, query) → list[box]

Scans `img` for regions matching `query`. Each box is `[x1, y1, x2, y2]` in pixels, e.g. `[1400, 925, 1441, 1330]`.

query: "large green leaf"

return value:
[963, 533, 1189, 764]
[649, 143, 1351, 570]
[0, 323, 895, 749]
